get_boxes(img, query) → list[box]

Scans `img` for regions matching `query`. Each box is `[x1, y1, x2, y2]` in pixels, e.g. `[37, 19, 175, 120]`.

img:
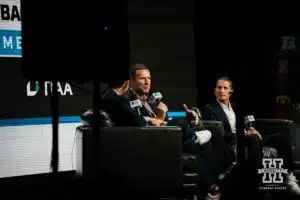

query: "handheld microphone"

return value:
[244, 115, 255, 131]
[244, 115, 262, 139]
[130, 99, 143, 115]
[148, 92, 163, 104]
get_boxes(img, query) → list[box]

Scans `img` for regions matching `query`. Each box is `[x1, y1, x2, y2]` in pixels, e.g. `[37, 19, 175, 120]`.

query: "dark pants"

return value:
[183, 141, 218, 194]
[221, 135, 264, 199]
[168, 118, 230, 193]
[168, 118, 231, 172]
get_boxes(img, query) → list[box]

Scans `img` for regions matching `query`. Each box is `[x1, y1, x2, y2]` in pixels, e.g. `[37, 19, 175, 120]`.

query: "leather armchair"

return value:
[77, 109, 200, 199]
[232, 119, 296, 161]
[254, 119, 295, 158]
[232, 145, 278, 161]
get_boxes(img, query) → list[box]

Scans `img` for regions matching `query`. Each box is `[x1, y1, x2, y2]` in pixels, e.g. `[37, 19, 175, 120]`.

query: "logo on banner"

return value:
[26, 81, 74, 96]
[0, 1, 22, 57]
[258, 158, 287, 191]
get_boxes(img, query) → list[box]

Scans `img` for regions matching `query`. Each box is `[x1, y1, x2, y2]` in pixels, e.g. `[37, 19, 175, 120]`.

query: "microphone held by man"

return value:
[244, 115, 262, 140]
[130, 99, 143, 115]
[148, 92, 163, 104]
[244, 115, 255, 130]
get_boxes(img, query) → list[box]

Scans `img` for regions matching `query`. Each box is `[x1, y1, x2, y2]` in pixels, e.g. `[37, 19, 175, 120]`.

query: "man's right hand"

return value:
[149, 118, 167, 126]
[246, 127, 262, 140]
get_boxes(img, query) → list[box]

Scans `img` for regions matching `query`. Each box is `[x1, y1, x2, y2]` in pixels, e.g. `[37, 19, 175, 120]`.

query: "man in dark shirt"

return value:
[100, 79, 166, 127]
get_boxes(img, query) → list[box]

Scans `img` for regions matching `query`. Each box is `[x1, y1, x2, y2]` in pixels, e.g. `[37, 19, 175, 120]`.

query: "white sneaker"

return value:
[194, 130, 212, 145]
[205, 193, 220, 200]
[286, 173, 300, 195]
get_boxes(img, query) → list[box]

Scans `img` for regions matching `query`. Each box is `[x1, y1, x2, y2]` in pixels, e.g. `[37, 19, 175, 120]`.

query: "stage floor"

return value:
[1, 171, 299, 200]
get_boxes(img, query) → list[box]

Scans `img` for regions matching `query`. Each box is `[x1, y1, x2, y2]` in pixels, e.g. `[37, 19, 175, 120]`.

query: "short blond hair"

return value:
[216, 77, 233, 89]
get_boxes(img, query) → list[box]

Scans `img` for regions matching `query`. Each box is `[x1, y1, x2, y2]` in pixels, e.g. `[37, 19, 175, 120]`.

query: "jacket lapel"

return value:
[212, 100, 231, 130]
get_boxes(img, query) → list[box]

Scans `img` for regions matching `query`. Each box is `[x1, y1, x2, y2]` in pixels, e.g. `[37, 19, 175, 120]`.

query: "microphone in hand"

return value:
[130, 99, 143, 115]
[149, 92, 167, 120]
[148, 92, 163, 104]
[244, 115, 262, 140]
[244, 115, 255, 131]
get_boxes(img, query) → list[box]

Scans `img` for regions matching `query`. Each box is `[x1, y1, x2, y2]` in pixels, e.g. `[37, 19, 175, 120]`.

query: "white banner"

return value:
[0, 0, 22, 57]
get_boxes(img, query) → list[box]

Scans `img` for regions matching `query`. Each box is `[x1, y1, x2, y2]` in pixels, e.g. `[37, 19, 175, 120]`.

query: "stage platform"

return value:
[1, 171, 299, 200]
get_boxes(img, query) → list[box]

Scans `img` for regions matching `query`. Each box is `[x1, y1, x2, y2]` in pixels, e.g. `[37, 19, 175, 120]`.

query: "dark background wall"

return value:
[128, 0, 196, 110]
[196, 19, 278, 117]
[0, 0, 196, 119]
[1, 1, 300, 120]
[196, 18, 300, 119]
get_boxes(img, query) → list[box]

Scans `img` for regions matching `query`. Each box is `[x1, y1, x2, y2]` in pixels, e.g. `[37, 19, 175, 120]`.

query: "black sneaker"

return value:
[205, 185, 220, 200]
[205, 184, 220, 200]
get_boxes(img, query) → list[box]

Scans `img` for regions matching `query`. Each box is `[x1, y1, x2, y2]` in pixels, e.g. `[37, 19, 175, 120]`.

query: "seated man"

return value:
[100, 76, 221, 200]
[126, 63, 211, 142]
[202, 76, 300, 195]
[100, 79, 163, 127]
[127, 64, 231, 166]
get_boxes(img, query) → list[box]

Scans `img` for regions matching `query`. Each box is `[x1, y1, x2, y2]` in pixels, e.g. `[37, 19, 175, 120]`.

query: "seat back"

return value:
[255, 119, 296, 159]
[202, 120, 225, 137]
[255, 119, 295, 137]
[80, 109, 114, 127]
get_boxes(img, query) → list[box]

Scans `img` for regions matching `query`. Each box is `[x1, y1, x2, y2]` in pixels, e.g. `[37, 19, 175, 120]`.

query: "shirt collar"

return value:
[113, 89, 121, 95]
[217, 99, 232, 110]
[130, 88, 147, 101]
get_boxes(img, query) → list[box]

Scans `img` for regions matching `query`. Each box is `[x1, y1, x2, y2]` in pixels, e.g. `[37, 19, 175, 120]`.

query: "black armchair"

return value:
[254, 119, 295, 158]
[231, 119, 296, 162]
[76, 109, 200, 199]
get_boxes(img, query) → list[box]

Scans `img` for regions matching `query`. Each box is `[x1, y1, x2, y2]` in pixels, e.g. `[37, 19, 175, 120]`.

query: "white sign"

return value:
[26, 81, 74, 96]
[0, 0, 22, 57]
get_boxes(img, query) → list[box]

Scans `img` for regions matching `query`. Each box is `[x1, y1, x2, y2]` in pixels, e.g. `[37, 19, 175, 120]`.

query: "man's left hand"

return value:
[156, 102, 168, 120]
[157, 102, 168, 112]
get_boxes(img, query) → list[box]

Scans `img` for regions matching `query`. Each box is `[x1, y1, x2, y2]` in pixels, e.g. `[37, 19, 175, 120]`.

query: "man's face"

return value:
[215, 80, 231, 102]
[132, 69, 151, 94]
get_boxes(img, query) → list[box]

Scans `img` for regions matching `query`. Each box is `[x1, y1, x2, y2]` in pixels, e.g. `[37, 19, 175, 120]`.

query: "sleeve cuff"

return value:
[144, 116, 151, 122]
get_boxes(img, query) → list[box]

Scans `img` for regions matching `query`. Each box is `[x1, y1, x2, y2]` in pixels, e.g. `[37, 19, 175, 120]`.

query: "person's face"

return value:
[132, 69, 151, 94]
[215, 80, 232, 102]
